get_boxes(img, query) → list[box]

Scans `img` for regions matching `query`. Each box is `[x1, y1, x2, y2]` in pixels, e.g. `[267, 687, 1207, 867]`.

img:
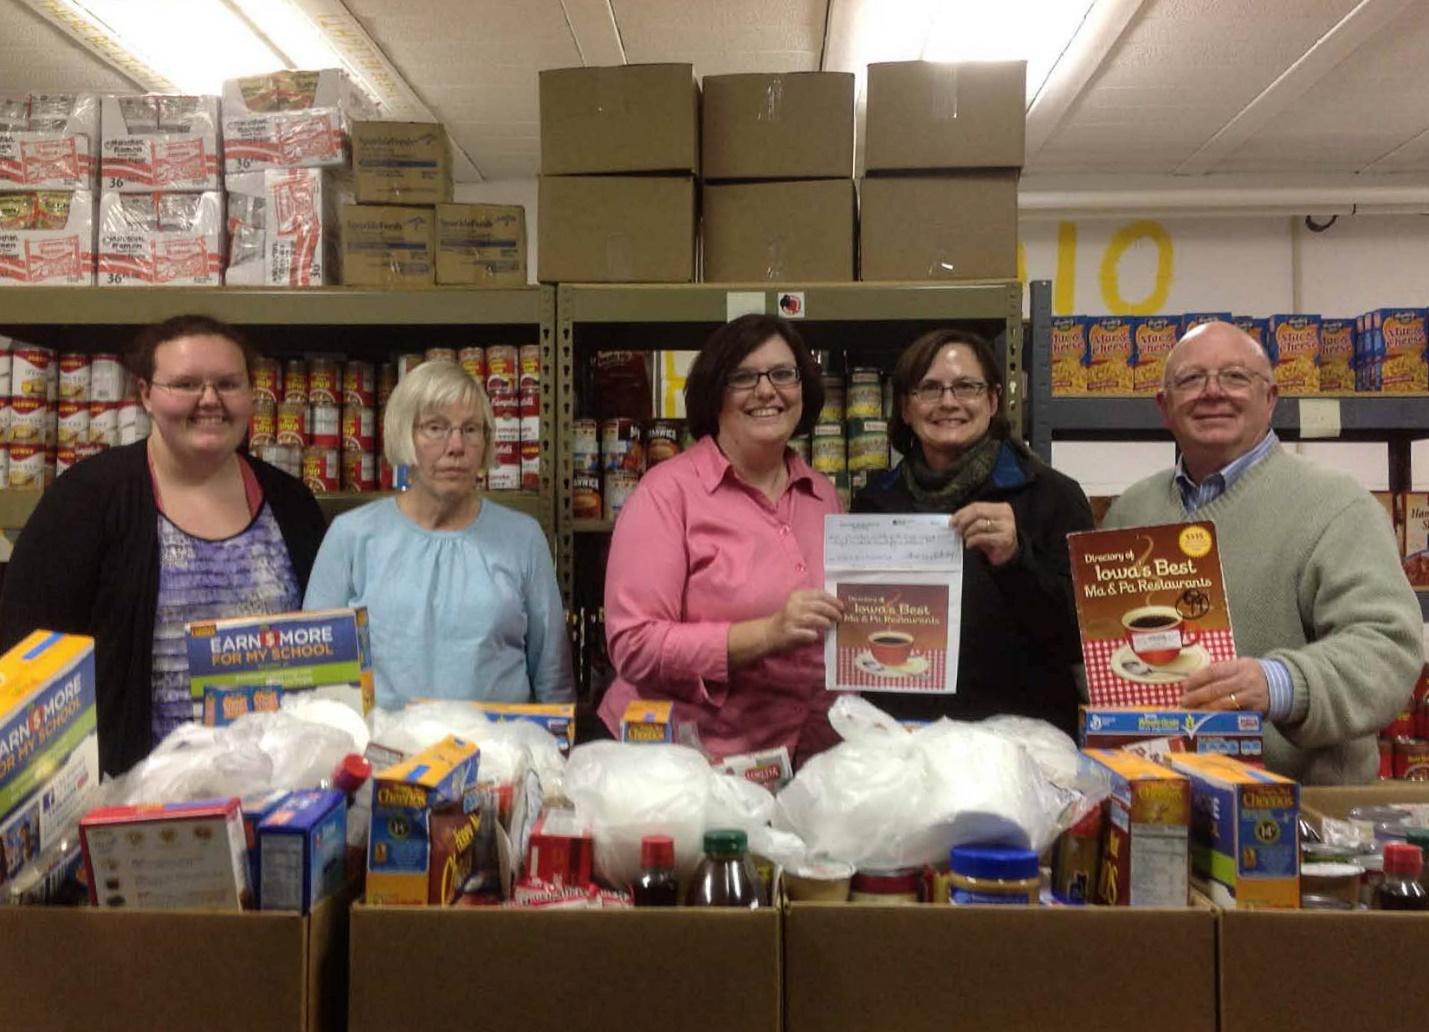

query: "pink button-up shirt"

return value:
[600, 434, 843, 764]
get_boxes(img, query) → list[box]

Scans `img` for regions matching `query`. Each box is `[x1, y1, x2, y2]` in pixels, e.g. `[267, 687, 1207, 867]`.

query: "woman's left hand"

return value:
[950, 502, 1019, 567]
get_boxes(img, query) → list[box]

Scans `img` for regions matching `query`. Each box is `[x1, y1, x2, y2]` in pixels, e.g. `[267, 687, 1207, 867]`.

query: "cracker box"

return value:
[352, 121, 452, 206]
[221, 68, 371, 174]
[184, 607, 375, 717]
[1132, 316, 1179, 395]
[1400, 491, 1429, 587]
[1084, 317, 1134, 394]
[0, 632, 99, 890]
[339, 203, 435, 287]
[0, 189, 95, 287]
[1180, 312, 1231, 336]
[258, 788, 346, 913]
[1167, 753, 1299, 909]
[470, 701, 575, 756]
[0, 93, 99, 189]
[100, 94, 221, 191]
[525, 807, 594, 887]
[1267, 314, 1321, 395]
[435, 203, 527, 286]
[97, 190, 224, 286]
[621, 699, 675, 743]
[1079, 707, 1264, 766]
[202, 684, 282, 726]
[1084, 748, 1190, 907]
[1370, 308, 1427, 393]
[1318, 318, 1355, 392]
[226, 168, 344, 287]
[1049, 316, 1088, 396]
[367, 735, 481, 906]
[80, 797, 251, 909]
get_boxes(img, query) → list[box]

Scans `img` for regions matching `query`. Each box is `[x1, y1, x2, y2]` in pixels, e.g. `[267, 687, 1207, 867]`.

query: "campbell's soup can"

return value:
[12, 345, 54, 399]
[249, 399, 277, 446]
[604, 470, 639, 521]
[519, 345, 541, 389]
[88, 353, 126, 402]
[645, 420, 682, 467]
[251, 356, 281, 403]
[819, 374, 845, 422]
[276, 401, 308, 447]
[56, 400, 88, 445]
[601, 418, 644, 474]
[307, 358, 340, 405]
[88, 401, 118, 446]
[7, 442, 43, 489]
[1394, 738, 1429, 781]
[847, 369, 883, 419]
[811, 422, 846, 474]
[489, 440, 520, 490]
[396, 353, 423, 382]
[519, 385, 540, 420]
[282, 358, 308, 404]
[847, 418, 890, 472]
[0, 346, 10, 397]
[341, 404, 376, 452]
[309, 403, 340, 447]
[486, 345, 517, 395]
[571, 419, 599, 473]
[116, 400, 145, 445]
[301, 446, 340, 493]
[58, 353, 90, 400]
[521, 440, 541, 492]
[0, 399, 10, 444]
[55, 445, 77, 476]
[341, 448, 377, 492]
[1380, 738, 1394, 780]
[1384, 709, 1416, 739]
[458, 347, 486, 383]
[424, 347, 457, 365]
[9, 397, 49, 445]
[572, 471, 601, 519]
[342, 360, 376, 407]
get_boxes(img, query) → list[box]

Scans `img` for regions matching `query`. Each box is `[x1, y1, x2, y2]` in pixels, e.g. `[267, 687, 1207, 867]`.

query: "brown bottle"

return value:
[685, 829, 763, 908]
[632, 834, 679, 907]
[1372, 843, 1429, 911]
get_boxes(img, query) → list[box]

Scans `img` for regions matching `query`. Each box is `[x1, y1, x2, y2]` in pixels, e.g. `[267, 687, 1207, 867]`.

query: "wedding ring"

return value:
[1228, 692, 1239, 710]
[982, 518, 992, 532]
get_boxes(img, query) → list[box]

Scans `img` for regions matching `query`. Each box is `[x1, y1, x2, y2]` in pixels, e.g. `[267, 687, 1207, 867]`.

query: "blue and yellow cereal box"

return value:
[1049, 316, 1088, 395]
[1132, 316, 1179, 394]
[1267, 314, 1321, 395]
[1371, 308, 1427, 393]
[1079, 707, 1264, 766]
[1085, 317, 1134, 394]
[1317, 318, 1355, 392]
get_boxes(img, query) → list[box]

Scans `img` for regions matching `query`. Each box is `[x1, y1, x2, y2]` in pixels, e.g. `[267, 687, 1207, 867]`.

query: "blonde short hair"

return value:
[382, 360, 497, 470]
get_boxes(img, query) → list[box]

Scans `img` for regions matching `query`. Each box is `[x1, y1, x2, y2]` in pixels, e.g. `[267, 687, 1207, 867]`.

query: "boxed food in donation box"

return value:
[240, 788, 290, 902]
[620, 699, 674, 743]
[525, 807, 594, 886]
[367, 735, 481, 905]
[226, 168, 344, 287]
[718, 746, 794, 791]
[1085, 748, 1190, 908]
[100, 94, 221, 191]
[185, 607, 375, 717]
[0, 631, 99, 891]
[1079, 707, 1264, 765]
[0, 189, 96, 287]
[221, 68, 371, 174]
[0, 92, 99, 189]
[97, 190, 224, 286]
[80, 797, 251, 909]
[471, 701, 576, 755]
[258, 788, 346, 913]
[1167, 753, 1299, 909]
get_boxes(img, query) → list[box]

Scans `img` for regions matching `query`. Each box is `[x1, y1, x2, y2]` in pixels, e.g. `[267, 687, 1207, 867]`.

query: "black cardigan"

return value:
[0, 441, 328, 775]
[851, 441, 1094, 737]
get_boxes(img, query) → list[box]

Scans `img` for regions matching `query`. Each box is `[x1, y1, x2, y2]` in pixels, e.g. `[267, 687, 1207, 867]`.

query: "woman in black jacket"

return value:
[852, 328, 1093, 736]
[0, 316, 326, 775]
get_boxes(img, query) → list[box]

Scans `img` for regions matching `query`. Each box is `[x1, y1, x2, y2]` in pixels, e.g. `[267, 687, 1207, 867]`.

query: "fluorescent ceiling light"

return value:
[922, 0, 1098, 103]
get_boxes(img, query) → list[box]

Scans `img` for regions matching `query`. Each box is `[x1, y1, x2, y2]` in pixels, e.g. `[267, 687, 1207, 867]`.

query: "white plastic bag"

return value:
[368, 702, 565, 791]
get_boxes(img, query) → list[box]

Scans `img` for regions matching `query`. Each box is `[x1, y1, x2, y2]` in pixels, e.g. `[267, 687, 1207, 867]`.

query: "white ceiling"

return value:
[3, 0, 1429, 192]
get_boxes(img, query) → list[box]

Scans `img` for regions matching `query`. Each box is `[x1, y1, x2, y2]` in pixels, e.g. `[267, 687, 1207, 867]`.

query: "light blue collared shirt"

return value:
[1172, 431, 1292, 722]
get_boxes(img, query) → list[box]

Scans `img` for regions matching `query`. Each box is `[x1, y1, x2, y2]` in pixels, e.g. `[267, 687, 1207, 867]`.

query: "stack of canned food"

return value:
[1377, 666, 1429, 781]
[794, 367, 898, 511]
[570, 416, 691, 521]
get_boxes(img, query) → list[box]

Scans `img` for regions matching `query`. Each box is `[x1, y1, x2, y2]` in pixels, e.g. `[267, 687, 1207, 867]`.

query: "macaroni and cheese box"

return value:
[1231, 316, 1268, 348]
[1267, 314, 1321, 395]
[620, 699, 674, 743]
[1180, 312, 1231, 335]
[0, 632, 99, 891]
[1167, 753, 1299, 910]
[471, 701, 576, 756]
[1079, 707, 1264, 765]
[1318, 317, 1355, 392]
[1049, 316, 1088, 396]
[1084, 317, 1134, 394]
[1370, 308, 1427, 393]
[184, 607, 374, 716]
[1084, 748, 1190, 908]
[258, 788, 346, 913]
[1131, 316, 1179, 395]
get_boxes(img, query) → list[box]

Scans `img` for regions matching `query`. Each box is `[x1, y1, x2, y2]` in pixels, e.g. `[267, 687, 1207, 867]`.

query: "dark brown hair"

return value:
[684, 314, 824, 440]
[127, 314, 257, 382]
[888, 328, 1009, 456]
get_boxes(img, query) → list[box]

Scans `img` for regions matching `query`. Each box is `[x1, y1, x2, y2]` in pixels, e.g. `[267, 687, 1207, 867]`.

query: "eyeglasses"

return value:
[910, 379, 989, 404]
[1167, 367, 1269, 395]
[726, 365, 801, 391]
[149, 378, 250, 398]
[416, 420, 485, 445]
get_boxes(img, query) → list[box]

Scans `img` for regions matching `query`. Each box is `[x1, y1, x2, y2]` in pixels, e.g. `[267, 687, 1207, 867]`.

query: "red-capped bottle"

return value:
[632, 834, 679, 907]
[1372, 843, 1429, 911]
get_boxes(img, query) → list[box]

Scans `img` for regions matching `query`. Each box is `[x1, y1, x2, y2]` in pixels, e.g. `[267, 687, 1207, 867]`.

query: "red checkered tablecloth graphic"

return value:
[1082, 628, 1237, 707]
[835, 646, 948, 692]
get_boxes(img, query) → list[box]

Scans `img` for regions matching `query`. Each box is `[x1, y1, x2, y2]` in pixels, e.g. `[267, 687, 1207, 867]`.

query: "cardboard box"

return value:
[702, 179, 855, 282]
[0, 888, 351, 1032]
[0, 189, 95, 286]
[469, 701, 575, 754]
[222, 68, 372, 174]
[339, 204, 435, 287]
[1085, 748, 1191, 907]
[350, 906, 780, 1032]
[1079, 707, 1265, 766]
[101, 94, 221, 191]
[228, 168, 344, 287]
[260, 789, 347, 913]
[701, 72, 854, 180]
[434, 202, 527, 286]
[352, 121, 452, 206]
[1267, 313, 1321, 394]
[0, 631, 99, 891]
[858, 173, 1017, 281]
[865, 60, 1026, 172]
[538, 175, 695, 283]
[784, 902, 1217, 1032]
[539, 64, 699, 175]
[1318, 317, 1355, 391]
[1050, 316, 1088, 395]
[0, 93, 99, 189]
[97, 190, 225, 286]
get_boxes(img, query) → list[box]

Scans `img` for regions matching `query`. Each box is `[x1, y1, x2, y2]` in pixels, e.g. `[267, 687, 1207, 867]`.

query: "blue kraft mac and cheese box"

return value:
[258, 788, 347, 913]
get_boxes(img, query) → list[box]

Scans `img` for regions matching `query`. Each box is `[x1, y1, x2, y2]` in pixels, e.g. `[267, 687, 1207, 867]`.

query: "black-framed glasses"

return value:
[726, 365, 801, 391]
[149, 378, 250, 398]
[910, 379, 989, 404]
[1167, 367, 1269, 395]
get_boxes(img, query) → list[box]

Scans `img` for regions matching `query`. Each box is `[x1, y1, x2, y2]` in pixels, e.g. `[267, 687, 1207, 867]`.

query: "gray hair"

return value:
[382, 360, 496, 470]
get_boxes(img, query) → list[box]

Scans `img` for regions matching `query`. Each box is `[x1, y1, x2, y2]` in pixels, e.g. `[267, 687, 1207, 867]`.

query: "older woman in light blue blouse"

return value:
[304, 360, 572, 707]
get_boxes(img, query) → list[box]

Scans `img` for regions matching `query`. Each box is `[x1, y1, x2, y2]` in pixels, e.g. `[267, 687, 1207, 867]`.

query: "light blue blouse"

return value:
[303, 497, 573, 709]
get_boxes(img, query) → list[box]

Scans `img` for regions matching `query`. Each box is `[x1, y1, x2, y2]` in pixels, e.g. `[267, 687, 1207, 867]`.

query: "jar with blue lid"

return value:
[948, 846, 1040, 905]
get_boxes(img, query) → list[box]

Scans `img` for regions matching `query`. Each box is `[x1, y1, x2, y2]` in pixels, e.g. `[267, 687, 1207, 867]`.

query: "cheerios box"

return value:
[1084, 748, 1190, 908]
[184, 607, 374, 717]
[1079, 707, 1264, 766]
[0, 631, 99, 891]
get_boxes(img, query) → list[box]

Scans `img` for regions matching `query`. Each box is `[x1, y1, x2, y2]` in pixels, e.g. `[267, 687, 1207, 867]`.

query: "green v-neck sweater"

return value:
[1105, 445, 1422, 784]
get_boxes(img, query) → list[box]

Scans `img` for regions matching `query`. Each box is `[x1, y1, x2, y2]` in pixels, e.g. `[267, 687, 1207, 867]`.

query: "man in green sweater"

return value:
[1105, 321, 1422, 784]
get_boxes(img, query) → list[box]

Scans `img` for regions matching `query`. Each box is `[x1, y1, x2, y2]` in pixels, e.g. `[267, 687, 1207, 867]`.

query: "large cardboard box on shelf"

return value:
[97, 190, 225, 286]
[227, 168, 345, 287]
[540, 64, 699, 175]
[537, 175, 696, 283]
[864, 60, 1026, 172]
[701, 72, 854, 180]
[0, 92, 99, 189]
[702, 179, 855, 282]
[222, 68, 372, 174]
[1219, 782, 1429, 1032]
[351, 121, 453, 206]
[0, 189, 95, 286]
[434, 202, 527, 286]
[100, 94, 222, 191]
[859, 173, 1018, 281]
[0, 886, 351, 1032]
[339, 203, 435, 288]
[349, 905, 780, 1032]
[784, 902, 1217, 1032]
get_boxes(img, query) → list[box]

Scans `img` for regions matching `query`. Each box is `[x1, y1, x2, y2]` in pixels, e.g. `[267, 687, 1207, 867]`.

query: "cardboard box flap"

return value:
[540, 64, 699, 175]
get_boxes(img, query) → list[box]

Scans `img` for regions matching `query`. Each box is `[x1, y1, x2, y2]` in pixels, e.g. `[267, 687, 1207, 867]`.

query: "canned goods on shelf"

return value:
[520, 440, 540, 492]
[307, 358, 340, 405]
[301, 446, 340, 493]
[847, 418, 890, 472]
[378, 362, 399, 404]
[0, 348, 10, 397]
[309, 403, 340, 448]
[395, 353, 423, 382]
[249, 399, 277, 447]
[519, 345, 541, 390]
[275, 401, 308, 447]
[846, 369, 883, 419]
[341, 449, 376, 492]
[645, 419, 682, 467]
[88, 402, 118, 446]
[89, 354, 126, 403]
[604, 470, 638, 521]
[572, 471, 601, 519]
[424, 347, 457, 365]
[601, 418, 644, 474]
[458, 347, 486, 383]
[56, 400, 88, 446]
[251, 356, 281, 403]
[571, 419, 599, 473]
[819, 374, 845, 423]
[488, 439, 520, 490]
[486, 345, 517, 395]
[811, 422, 846, 474]
[283, 358, 308, 404]
[342, 360, 376, 408]
[55, 445, 77, 476]
[788, 434, 811, 462]
[7, 443, 43, 489]
[12, 346, 54, 399]
[519, 386, 540, 420]
[58, 353, 90, 400]
[1393, 738, 1429, 780]
[341, 404, 376, 452]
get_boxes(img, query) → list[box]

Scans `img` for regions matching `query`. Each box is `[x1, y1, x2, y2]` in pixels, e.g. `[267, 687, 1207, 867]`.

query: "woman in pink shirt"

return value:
[600, 314, 845, 767]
